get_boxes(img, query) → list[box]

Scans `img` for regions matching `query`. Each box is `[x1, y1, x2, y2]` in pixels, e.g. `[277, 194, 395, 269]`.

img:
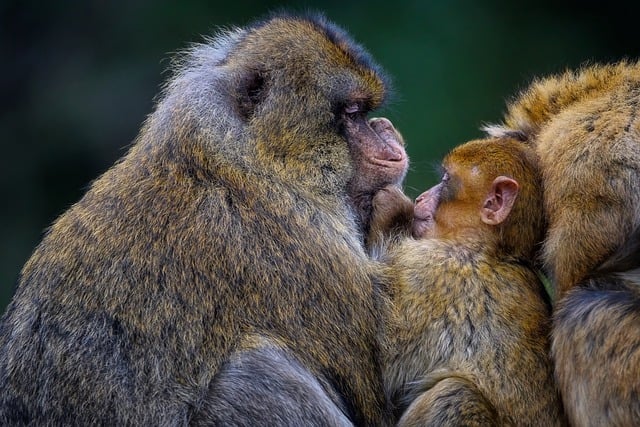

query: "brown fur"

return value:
[486, 62, 640, 425]
[0, 14, 408, 425]
[371, 138, 566, 426]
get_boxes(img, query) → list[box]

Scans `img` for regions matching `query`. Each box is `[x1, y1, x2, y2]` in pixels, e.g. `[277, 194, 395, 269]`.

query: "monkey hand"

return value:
[368, 184, 414, 249]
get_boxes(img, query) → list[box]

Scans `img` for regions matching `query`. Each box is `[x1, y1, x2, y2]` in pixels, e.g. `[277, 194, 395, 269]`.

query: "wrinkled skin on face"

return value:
[345, 116, 408, 234]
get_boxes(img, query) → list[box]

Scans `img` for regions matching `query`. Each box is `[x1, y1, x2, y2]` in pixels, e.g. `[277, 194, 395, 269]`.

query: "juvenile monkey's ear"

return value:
[481, 176, 519, 225]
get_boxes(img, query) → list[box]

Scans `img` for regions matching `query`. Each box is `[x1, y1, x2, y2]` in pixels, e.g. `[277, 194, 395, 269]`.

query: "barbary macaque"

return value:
[370, 137, 566, 426]
[0, 14, 408, 425]
[486, 61, 640, 426]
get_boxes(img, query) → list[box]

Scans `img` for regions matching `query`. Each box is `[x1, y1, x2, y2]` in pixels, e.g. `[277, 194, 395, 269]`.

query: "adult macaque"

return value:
[486, 62, 640, 426]
[0, 14, 408, 425]
[370, 137, 566, 426]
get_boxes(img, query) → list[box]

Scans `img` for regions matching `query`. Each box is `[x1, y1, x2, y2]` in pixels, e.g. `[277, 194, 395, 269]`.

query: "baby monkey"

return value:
[370, 137, 566, 426]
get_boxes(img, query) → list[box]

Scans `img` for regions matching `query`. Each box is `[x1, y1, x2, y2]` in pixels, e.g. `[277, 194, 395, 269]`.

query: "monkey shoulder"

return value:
[499, 61, 640, 138]
[388, 238, 517, 286]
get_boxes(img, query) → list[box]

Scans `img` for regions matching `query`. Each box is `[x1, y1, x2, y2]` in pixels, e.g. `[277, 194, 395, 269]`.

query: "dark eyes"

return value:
[344, 103, 364, 120]
[345, 104, 359, 114]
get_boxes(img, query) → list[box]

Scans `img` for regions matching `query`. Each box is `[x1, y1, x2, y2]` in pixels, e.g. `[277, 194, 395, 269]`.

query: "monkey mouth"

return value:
[369, 141, 409, 171]
[368, 155, 407, 168]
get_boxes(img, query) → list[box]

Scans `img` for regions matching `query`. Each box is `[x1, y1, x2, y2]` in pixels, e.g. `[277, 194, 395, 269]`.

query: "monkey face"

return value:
[344, 112, 409, 234]
[413, 138, 535, 248]
[344, 115, 408, 190]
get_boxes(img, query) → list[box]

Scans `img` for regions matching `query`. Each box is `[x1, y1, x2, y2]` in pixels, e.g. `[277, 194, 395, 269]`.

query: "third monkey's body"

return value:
[488, 62, 640, 426]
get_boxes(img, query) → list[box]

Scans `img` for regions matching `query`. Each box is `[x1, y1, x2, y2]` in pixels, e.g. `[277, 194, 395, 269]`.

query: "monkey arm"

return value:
[367, 184, 414, 257]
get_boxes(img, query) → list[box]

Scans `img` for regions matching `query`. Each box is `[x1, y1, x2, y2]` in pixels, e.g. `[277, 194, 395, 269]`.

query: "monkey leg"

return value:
[194, 340, 353, 426]
[553, 283, 640, 426]
[397, 376, 498, 427]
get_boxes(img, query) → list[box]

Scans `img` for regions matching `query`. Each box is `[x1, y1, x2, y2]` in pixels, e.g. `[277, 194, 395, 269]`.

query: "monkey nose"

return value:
[368, 117, 406, 146]
[368, 117, 393, 131]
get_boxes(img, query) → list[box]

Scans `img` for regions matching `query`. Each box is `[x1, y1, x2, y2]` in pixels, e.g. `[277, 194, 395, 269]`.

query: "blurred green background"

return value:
[2, 0, 639, 313]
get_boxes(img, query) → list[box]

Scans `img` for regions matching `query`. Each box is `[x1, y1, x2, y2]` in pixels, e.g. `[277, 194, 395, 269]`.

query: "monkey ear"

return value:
[480, 176, 519, 225]
[237, 69, 268, 120]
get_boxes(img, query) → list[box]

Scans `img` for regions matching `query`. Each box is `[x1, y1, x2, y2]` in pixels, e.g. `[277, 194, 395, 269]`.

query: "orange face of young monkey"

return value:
[413, 140, 519, 241]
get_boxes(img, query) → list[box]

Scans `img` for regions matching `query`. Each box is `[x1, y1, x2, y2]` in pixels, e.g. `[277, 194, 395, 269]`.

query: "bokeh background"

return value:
[2, 0, 639, 313]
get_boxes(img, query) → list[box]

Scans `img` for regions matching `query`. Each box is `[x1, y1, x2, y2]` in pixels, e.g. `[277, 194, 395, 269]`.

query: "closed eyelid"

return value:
[345, 104, 359, 114]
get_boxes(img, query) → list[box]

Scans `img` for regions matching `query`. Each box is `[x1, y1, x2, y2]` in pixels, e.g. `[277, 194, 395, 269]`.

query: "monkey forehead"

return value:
[241, 14, 389, 105]
[446, 137, 531, 173]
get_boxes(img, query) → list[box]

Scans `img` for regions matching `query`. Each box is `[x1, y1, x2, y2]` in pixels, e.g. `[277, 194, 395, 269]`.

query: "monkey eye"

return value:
[345, 103, 359, 114]
[344, 103, 362, 120]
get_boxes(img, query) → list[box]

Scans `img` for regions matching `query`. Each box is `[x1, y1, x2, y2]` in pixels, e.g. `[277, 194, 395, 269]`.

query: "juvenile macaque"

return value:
[0, 14, 408, 425]
[486, 62, 640, 426]
[370, 137, 566, 426]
